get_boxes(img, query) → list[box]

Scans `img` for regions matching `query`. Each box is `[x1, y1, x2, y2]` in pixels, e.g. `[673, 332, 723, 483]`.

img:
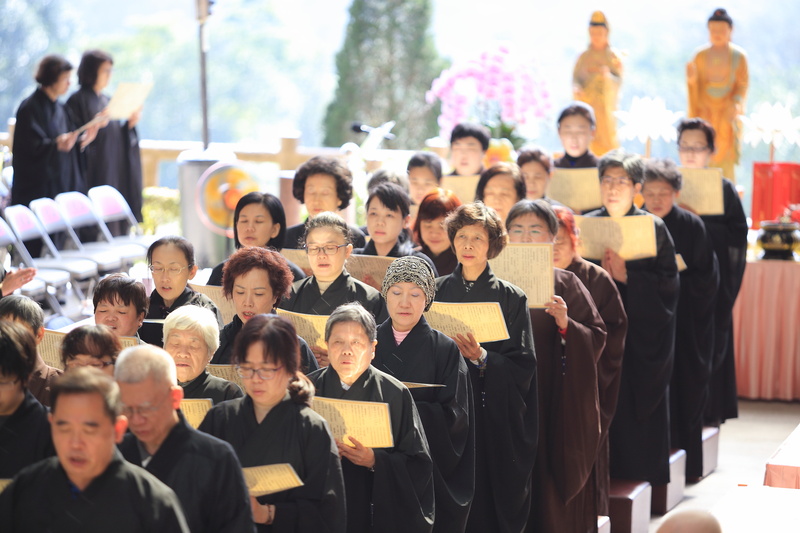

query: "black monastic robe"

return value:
[309, 365, 435, 533]
[700, 178, 748, 424]
[0, 390, 54, 478]
[565, 257, 627, 516]
[11, 88, 84, 207]
[354, 238, 438, 276]
[210, 314, 319, 374]
[418, 243, 459, 277]
[119, 411, 253, 533]
[584, 206, 679, 486]
[373, 316, 475, 533]
[527, 269, 606, 533]
[65, 86, 143, 227]
[658, 205, 719, 478]
[553, 151, 599, 169]
[140, 286, 223, 347]
[283, 222, 367, 250]
[198, 394, 346, 533]
[279, 271, 388, 324]
[435, 264, 538, 533]
[0, 450, 189, 532]
[181, 369, 244, 404]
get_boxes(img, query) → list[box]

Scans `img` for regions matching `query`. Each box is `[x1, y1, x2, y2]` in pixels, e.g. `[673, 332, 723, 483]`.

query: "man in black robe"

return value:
[643, 159, 720, 478]
[373, 256, 475, 533]
[585, 151, 679, 486]
[0, 320, 54, 478]
[66, 50, 143, 231]
[309, 302, 434, 533]
[0, 368, 189, 532]
[553, 102, 600, 169]
[115, 346, 253, 533]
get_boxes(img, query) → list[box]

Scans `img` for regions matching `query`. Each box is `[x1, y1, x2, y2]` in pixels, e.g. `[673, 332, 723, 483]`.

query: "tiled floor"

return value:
[648, 399, 800, 531]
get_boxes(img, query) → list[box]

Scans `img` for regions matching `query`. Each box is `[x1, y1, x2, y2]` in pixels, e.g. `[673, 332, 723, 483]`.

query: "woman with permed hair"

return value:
[282, 156, 367, 250]
[210, 246, 317, 374]
[66, 49, 144, 233]
[434, 201, 538, 533]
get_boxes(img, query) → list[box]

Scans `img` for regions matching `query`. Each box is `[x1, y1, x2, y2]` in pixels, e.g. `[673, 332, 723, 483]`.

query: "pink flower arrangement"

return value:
[427, 43, 551, 143]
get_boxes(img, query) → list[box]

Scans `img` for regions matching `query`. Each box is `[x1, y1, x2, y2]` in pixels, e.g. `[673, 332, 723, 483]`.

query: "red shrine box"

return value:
[751, 162, 800, 229]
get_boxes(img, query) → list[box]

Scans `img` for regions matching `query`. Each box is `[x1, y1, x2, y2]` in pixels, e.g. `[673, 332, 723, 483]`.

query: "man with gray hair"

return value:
[116, 345, 254, 533]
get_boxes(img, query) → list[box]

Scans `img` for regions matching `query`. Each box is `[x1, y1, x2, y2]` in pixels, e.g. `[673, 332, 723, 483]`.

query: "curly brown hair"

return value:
[292, 156, 354, 210]
[445, 202, 507, 260]
[221, 247, 293, 309]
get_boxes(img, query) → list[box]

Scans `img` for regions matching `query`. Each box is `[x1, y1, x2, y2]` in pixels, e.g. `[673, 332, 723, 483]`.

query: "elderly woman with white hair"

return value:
[163, 305, 243, 404]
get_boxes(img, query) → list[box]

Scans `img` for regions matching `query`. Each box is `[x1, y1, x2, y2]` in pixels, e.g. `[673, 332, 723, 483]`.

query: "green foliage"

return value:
[323, 0, 446, 149]
[0, 0, 74, 125]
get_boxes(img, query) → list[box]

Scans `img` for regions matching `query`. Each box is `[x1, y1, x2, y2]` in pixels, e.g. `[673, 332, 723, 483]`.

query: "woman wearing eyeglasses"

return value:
[141, 236, 223, 346]
[279, 212, 388, 367]
[583, 150, 679, 488]
[60, 324, 121, 377]
[199, 314, 346, 533]
[210, 246, 318, 374]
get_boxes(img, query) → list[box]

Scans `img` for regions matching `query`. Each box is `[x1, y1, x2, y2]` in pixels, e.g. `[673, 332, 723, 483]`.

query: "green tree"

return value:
[0, 0, 74, 127]
[323, 0, 446, 149]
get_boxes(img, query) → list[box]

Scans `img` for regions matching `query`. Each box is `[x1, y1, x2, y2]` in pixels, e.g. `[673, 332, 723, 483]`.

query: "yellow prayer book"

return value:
[180, 398, 212, 429]
[311, 396, 394, 448]
[549, 168, 602, 212]
[242, 464, 304, 497]
[489, 243, 555, 308]
[280, 249, 311, 272]
[574, 215, 658, 261]
[206, 364, 244, 389]
[424, 301, 510, 343]
[0, 479, 11, 493]
[189, 283, 237, 324]
[275, 309, 329, 349]
[678, 167, 724, 216]
[345, 254, 396, 289]
[440, 174, 480, 204]
[40, 329, 67, 369]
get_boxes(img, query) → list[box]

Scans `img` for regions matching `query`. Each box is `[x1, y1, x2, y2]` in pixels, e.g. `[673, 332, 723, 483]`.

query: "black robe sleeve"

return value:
[199, 396, 346, 533]
[435, 264, 538, 533]
[309, 366, 434, 533]
[0, 390, 54, 478]
[373, 318, 475, 533]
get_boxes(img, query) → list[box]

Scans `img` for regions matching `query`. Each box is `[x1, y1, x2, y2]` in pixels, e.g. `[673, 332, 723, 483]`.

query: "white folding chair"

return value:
[88, 185, 157, 248]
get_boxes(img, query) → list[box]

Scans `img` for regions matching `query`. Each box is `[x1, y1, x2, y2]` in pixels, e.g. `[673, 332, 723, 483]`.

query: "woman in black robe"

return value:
[199, 314, 345, 532]
[584, 150, 679, 486]
[11, 55, 96, 256]
[65, 49, 142, 232]
[412, 189, 462, 277]
[506, 200, 606, 533]
[676, 118, 748, 425]
[163, 305, 243, 404]
[279, 212, 388, 366]
[353, 183, 437, 279]
[642, 159, 720, 479]
[553, 206, 628, 517]
[373, 256, 475, 533]
[210, 246, 317, 374]
[207, 192, 305, 285]
[309, 302, 434, 533]
[283, 156, 366, 249]
[435, 201, 538, 533]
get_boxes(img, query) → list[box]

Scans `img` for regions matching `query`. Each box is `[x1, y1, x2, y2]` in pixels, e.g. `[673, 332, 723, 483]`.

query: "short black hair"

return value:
[0, 295, 44, 333]
[598, 149, 645, 185]
[292, 156, 354, 210]
[677, 118, 716, 153]
[35, 55, 73, 87]
[0, 320, 37, 386]
[475, 163, 526, 204]
[366, 182, 412, 218]
[450, 123, 491, 151]
[506, 199, 559, 237]
[557, 101, 596, 129]
[93, 274, 149, 316]
[77, 50, 113, 88]
[233, 192, 287, 250]
[147, 236, 196, 267]
[407, 152, 443, 182]
[643, 158, 683, 192]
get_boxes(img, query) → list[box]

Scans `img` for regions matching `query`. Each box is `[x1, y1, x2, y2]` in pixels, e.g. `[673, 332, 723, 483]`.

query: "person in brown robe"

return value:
[507, 200, 606, 533]
[553, 206, 628, 517]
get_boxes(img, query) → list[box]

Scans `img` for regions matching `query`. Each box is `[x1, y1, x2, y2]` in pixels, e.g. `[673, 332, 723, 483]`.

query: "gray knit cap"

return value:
[381, 256, 436, 311]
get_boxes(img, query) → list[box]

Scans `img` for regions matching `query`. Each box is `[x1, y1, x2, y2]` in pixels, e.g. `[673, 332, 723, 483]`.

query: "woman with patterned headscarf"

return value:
[373, 256, 475, 533]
